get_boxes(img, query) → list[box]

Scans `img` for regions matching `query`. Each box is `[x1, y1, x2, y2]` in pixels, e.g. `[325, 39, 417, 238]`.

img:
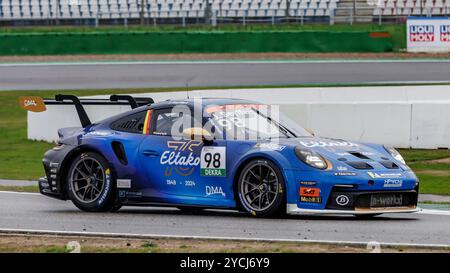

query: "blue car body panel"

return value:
[39, 98, 419, 215]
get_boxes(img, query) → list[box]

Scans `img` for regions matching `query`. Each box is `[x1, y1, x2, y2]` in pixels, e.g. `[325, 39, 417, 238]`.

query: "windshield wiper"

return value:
[251, 107, 297, 138]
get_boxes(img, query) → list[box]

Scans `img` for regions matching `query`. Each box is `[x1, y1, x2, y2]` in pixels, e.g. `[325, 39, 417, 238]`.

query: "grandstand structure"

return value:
[0, 0, 449, 25]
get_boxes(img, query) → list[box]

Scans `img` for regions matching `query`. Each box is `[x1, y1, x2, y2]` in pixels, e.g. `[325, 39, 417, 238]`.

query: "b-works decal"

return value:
[161, 140, 202, 177]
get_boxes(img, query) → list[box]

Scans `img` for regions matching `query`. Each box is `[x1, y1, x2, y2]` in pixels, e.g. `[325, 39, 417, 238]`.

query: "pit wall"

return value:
[0, 31, 393, 55]
[28, 85, 450, 149]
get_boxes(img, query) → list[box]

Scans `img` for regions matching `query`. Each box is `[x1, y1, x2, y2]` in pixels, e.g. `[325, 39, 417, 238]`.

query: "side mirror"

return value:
[182, 127, 214, 143]
[305, 128, 315, 136]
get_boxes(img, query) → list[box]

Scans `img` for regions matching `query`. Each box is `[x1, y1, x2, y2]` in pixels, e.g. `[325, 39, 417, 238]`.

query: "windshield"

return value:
[206, 104, 312, 140]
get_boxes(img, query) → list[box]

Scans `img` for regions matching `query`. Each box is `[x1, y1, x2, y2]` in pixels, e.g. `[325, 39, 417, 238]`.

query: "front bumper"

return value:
[287, 204, 420, 215]
[38, 177, 64, 200]
[39, 144, 77, 200]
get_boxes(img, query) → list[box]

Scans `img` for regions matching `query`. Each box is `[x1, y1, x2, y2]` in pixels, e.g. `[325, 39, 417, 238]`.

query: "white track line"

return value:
[0, 227, 449, 249]
[418, 209, 450, 216]
[1, 59, 450, 67]
[0, 191, 40, 195]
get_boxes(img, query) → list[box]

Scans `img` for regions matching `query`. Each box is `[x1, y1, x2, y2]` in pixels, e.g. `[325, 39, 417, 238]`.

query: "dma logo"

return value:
[409, 25, 434, 42]
[441, 25, 450, 42]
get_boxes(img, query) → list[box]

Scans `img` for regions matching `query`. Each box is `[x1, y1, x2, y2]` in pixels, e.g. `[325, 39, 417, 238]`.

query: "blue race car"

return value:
[38, 94, 419, 217]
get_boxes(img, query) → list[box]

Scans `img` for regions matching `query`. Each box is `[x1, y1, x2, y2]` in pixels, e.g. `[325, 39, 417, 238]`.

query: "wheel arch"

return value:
[58, 145, 117, 198]
[232, 153, 289, 206]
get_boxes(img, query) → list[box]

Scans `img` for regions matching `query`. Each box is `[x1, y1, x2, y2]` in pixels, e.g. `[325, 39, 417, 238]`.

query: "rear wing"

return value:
[20, 94, 154, 128]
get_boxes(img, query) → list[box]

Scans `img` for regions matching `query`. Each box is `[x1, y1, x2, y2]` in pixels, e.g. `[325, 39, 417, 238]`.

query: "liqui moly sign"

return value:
[409, 25, 434, 42]
[441, 25, 450, 42]
[407, 17, 450, 52]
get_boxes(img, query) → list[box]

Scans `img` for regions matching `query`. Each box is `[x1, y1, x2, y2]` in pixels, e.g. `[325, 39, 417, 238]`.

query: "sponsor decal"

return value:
[300, 196, 322, 203]
[337, 166, 349, 171]
[300, 181, 316, 186]
[367, 172, 402, 179]
[299, 140, 358, 148]
[124, 191, 142, 198]
[334, 172, 357, 176]
[370, 194, 403, 207]
[161, 140, 202, 177]
[18, 96, 46, 112]
[409, 25, 434, 42]
[86, 131, 111, 137]
[441, 25, 450, 42]
[255, 143, 286, 151]
[299, 187, 320, 197]
[383, 179, 403, 188]
[200, 146, 226, 177]
[117, 179, 131, 189]
[184, 180, 196, 187]
[205, 186, 225, 197]
[118, 190, 142, 198]
[336, 195, 350, 206]
[166, 179, 177, 186]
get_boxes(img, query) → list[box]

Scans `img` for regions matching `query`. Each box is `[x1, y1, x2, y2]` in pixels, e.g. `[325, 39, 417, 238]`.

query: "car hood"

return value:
[275, 137, 405, 171]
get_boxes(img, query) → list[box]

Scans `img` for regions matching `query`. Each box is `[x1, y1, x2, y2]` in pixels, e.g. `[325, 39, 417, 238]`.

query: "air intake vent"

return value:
[110, 111, 147, 134]
[117, 117, 143, 130]
[379, 160, 399, 169]
[346, 161, 373, 170]
[112, 141, 128, 165]
[349, 152, 370, 160]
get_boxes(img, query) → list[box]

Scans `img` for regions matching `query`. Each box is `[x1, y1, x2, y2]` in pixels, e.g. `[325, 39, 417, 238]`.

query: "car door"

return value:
[138, 107, 231, 202]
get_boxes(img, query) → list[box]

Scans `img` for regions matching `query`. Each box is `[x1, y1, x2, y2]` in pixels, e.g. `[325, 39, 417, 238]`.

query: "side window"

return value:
[110, 111, 147, 134]
[152, 108, 193, 137]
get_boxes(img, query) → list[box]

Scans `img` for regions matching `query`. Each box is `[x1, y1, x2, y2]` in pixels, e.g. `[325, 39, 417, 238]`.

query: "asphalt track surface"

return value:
[1, 60, 450, 91]
[1, 191, 450, 246]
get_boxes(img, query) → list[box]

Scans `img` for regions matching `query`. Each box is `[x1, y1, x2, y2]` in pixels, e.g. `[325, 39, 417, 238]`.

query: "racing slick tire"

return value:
[237, 159, 286, 218]
[67, 152, 116, 212]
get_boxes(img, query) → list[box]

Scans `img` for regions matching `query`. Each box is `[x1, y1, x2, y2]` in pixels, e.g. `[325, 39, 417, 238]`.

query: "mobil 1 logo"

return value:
[201, 146, 226, 177]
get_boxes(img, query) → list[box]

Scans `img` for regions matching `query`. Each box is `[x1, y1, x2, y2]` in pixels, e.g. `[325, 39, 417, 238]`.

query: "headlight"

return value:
[384, 146, 406, 164]
[295, 146, 327, 169]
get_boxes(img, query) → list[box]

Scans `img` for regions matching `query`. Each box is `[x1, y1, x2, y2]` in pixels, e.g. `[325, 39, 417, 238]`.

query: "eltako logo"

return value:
[440, 25, 450, 42]
[409, 25, 434, 42]
[160, 140, 202, 177]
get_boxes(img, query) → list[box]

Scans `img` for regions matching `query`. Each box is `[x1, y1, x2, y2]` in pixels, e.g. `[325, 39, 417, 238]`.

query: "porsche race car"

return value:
[36, 94, 419, 217]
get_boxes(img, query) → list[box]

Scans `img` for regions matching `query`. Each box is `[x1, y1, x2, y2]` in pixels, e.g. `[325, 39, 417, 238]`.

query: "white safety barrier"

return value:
[28, 85, 450, 148]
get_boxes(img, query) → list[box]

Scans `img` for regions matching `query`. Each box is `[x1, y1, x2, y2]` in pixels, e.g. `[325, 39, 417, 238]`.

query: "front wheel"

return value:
[67, 152, 116, 212]
[237, 159, 286, 217]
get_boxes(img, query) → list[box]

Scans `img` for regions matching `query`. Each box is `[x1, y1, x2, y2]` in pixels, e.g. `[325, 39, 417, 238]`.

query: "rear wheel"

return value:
[237, 159, 285, 217]
[67, 152, 116, 212]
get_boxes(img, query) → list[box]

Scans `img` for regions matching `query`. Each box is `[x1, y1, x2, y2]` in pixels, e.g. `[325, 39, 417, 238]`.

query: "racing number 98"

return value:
[204, 152, 221, 168]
